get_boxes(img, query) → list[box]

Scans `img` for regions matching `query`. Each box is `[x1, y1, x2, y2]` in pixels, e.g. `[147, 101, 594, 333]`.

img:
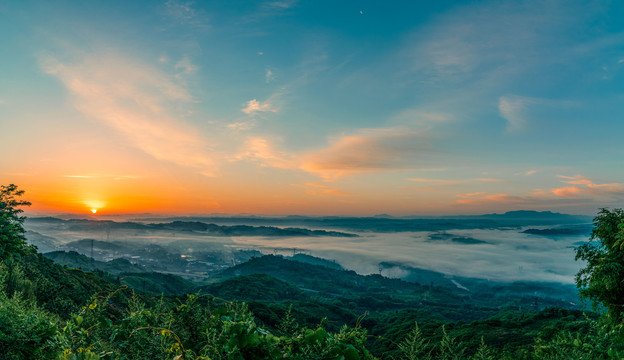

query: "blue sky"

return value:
[1, 0, 623, 215]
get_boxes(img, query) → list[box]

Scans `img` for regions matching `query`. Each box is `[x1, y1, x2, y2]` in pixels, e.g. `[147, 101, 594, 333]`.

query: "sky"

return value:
[1, 0, 624, 216]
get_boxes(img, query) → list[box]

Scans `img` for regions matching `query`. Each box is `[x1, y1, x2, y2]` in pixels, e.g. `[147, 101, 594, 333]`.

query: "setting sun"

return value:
[91, 209, 97, 214]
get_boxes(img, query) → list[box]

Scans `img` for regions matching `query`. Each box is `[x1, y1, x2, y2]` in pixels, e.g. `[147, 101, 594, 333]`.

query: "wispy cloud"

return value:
[454, 174, 624, 208]
[64, 174, 141, 180]
[499, 95, 534, 133]
[410, 178, 503, 185]
[232, 136, 296, 169]
[174, 56, 198, 78]
[265, 69, 275, 83]
[263, 0, 299, 9]
[456, 192, 530, 205]
[227, 119, 257, 131]
[293, 182, 352, 197]
[64, 175, 96, 179]
[162, 0, 209, 28]
[42, 51, 218, 176]
[552, 175, 624, 199]
[241, 98, 279, 115]
[300, 127, 435, 179]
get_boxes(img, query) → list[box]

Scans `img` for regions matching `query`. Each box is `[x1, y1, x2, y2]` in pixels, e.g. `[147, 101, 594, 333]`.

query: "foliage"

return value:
[398, 322, 431, 360]
[0, 290, 58, 359]
[0, 184, 32, 260]
[575, 208, 624, 321]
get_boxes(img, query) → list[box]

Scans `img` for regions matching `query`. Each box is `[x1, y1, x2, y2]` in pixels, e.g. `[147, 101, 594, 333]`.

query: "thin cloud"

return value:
[456, 192, 486, 199]
[64, 174, 141, 180]
[227, 119, 257, 131]
[499, 95, 533, 133]
[42, 52, 219, 176]
[64, 175, 96, 179]
[263, 0, 299, 10]
[162, 0, 209, 28]
[241, 98, 278, 115]
[410, 178, 504, 185]
[454, 175, 624, 207]
[300, 127, 435, 179]
[233, 136, 296, 169]
[175, 56, 198, 78]
[265, 69, 275, 83]
[293, 182, 353, 197]
[456, 193, 530, 205]
[552, 175, 624, 199]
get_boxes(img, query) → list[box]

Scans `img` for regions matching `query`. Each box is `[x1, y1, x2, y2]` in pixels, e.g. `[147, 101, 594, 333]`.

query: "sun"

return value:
[91, 209, 97, 214]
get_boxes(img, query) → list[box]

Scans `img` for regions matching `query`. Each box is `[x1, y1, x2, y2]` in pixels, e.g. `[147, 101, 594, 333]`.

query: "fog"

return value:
[25, 218, 588, 284]
[227, 228, 585, 284]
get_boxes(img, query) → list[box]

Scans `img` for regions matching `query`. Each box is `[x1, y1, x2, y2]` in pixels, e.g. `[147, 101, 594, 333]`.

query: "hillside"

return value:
[44, 250, 147, 274]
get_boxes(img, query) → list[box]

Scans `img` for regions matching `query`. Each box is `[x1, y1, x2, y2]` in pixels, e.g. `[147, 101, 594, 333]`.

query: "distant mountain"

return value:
[27, 217, 358, 237]
[472, 210, 592, 224]
[122, 210, 592, 232]
[148, 221, 358, 237]
[25, 230, 59, 253]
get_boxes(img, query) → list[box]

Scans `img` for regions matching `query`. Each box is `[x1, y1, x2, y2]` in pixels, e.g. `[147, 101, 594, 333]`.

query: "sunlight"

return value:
[82, 200, 106, 214]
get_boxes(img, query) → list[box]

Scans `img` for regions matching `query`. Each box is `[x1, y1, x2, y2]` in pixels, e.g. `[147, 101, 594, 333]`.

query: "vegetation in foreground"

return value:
[1, 184, 624, 359]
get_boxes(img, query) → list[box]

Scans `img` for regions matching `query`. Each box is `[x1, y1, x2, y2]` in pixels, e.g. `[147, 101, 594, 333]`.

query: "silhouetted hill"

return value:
[27, 217, 357, 237]
[130, 210, 591, 232]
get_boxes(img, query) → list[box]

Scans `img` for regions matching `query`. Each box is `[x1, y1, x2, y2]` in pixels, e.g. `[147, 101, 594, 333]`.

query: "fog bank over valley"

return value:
[23, 211, 591, 285]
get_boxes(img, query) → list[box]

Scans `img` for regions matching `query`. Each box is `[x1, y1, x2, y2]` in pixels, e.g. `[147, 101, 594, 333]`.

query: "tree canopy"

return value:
[575, 208, 624, 321]
[0, 184, 31, 260]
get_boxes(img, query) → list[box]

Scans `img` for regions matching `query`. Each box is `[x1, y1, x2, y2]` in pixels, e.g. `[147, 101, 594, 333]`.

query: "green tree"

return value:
[0, 184, 31, 260]
[575, 208, 624, 321]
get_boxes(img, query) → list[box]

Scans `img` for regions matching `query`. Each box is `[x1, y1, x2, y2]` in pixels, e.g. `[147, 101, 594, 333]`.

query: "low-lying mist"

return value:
[228, 228, 584, 284]
[24, 215, 588, 284]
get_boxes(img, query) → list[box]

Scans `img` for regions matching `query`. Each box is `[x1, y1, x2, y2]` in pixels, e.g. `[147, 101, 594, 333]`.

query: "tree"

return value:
[575, 208, 624, 321]
[0, 184, 31, 260]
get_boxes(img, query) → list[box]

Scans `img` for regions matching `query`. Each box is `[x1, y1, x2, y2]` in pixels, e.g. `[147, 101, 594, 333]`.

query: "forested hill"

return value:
[210, 255, 579, 320]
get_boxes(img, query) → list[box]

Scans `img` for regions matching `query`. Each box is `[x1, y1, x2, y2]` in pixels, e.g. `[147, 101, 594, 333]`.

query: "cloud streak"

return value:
[454, 175, 624, 208]
[552, 175, 624, 200]
[42, 52, 219, 176]
[233, 136, 297, 169]
[241, 98, 279, 115]
[300, 127, 435, 179]
[499, 95, 533, 133]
